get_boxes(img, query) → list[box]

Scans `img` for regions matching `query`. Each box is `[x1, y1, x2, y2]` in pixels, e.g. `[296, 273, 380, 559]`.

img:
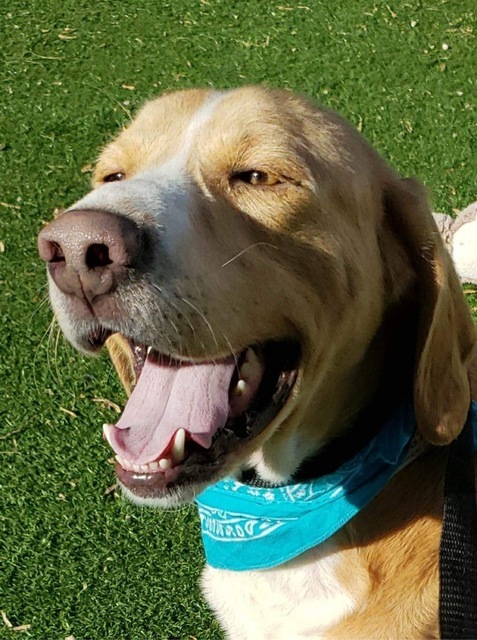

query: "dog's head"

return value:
[38, 87, 475, 505]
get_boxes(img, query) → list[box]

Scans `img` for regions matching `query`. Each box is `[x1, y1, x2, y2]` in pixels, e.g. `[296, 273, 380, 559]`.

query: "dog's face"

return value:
[38, 87, 474, 506]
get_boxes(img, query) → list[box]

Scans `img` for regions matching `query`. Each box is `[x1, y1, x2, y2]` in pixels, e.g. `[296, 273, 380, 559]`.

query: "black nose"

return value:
[38, 209, 143, 301]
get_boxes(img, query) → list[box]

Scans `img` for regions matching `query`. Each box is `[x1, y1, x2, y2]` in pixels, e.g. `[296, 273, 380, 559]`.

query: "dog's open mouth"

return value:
[102, 337, 299, 498]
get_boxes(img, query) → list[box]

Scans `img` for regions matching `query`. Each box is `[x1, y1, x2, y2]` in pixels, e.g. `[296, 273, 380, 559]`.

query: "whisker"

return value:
[30, 299, 50, 328]
[32, 317, 57, 394]
[166, 314, 183, 357]
[221, 332, 240, 370]
[220, 242, 278, 268]
[148, 283, 167, 325]
[53, 324, 63, 383]
[46, 318, 57, 374]
[149, 284, 203, 359]
[162, 297, 199, 361]
[179, 296, 220, 355]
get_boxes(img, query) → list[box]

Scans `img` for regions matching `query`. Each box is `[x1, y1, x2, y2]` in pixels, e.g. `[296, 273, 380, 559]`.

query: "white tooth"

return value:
[132, 463, 142, 473]
[172, 428, 186, 462]
[140, 464, 150, 473]
[148, 461, 160, 472]
[103, 423, 114, 446]
[147, 346, 153, 355]
[236, 379, 247, 395]
[116, 455, 133, 471]
[158, 457, 172, 470]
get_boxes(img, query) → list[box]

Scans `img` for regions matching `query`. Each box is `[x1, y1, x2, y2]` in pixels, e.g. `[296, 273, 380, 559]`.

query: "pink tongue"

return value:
[105, 355, 236, 464]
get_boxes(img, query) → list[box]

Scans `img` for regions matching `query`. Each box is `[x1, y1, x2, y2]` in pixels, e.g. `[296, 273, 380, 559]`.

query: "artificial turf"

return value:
[0, 0, 476, 638]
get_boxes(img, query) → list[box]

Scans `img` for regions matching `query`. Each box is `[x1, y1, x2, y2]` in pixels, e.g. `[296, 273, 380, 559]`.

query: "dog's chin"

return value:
[102, 336, 300, 504]
[118, 477, 209, 508]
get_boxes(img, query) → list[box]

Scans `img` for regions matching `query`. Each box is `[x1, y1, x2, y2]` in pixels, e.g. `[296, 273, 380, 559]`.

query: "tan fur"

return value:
[94, 89, 211, 185]
[383, 179, 474, 445]
[201, 449, 448, 639]
[106, 333, 135, 397]
[57, 87, 476, 638]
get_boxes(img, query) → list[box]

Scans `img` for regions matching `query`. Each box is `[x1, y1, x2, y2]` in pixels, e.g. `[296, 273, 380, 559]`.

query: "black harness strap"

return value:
[439, 411, 477, 639]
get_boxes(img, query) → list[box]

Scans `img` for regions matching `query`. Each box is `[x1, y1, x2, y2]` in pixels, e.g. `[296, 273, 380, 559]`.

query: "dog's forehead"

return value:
[132, 88, 225, 137]
[131, 87, 295, 135]
[93, 86, 377, 198]
[94, 89, 223, 177]
[95, 88, 320, 172]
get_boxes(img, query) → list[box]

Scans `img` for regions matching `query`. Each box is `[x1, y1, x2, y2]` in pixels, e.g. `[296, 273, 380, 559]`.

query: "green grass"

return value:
[1, 0, 476, 638]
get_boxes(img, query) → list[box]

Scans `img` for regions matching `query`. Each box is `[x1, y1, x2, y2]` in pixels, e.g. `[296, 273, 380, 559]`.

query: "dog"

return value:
[38, 87, 476, 639]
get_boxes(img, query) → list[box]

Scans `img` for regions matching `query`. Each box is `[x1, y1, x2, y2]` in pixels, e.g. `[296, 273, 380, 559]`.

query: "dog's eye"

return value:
[103, 172, 125, 183]
[233, 170, 280, 187]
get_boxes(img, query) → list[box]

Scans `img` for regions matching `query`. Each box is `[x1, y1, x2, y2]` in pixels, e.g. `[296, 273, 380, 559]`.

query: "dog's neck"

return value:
[244, 297, 418, 487]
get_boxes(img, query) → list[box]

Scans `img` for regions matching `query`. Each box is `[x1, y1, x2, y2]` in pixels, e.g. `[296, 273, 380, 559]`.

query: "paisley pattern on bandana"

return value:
[196, 401, 477, 571]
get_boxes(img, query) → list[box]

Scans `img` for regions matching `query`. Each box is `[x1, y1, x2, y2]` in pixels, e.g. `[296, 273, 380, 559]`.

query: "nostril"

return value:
[38, 235, 66, 264]
[86, 243, 113, 269]
[49, 242, 65, 263]
[38, 209, 144, 301]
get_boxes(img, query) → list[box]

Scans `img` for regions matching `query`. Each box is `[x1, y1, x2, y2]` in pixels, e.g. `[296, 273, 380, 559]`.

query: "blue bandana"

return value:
[196, 401, 477, 571]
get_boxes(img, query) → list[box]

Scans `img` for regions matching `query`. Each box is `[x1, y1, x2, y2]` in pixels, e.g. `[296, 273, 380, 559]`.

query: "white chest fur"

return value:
[201, 540, 369, 640]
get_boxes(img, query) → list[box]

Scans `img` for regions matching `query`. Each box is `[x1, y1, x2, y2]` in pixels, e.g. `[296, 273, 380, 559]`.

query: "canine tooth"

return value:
[158, 457, 172, 470]
[172, 428, 186, 462]
[115, 455, 134, 471]
[236, 379, 247, 395]
[147, 346, 153, 355]
[103, 423, 114, 446]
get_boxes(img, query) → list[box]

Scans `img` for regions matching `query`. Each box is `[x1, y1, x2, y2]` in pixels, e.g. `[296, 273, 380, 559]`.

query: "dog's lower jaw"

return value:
[201, 539, 369, 640]
[119, 481, 202, 508]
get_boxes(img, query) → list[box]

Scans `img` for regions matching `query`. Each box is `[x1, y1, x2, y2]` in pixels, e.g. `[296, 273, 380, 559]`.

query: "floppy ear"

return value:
[106, 333, 136, 397]
[384, 178, 475, 445]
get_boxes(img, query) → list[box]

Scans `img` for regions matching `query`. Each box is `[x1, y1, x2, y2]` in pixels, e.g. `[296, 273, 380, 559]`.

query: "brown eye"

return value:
[103, 172, 125, 183]
[233, 170, 280, 187]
